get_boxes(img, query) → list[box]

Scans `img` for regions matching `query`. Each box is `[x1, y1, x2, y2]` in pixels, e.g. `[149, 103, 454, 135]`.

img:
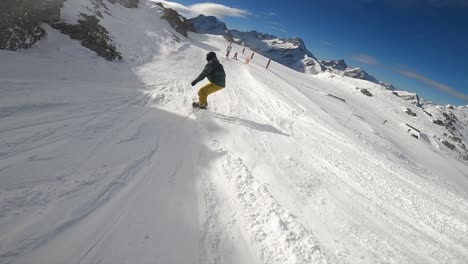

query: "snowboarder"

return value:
[191, 52, 226, 109]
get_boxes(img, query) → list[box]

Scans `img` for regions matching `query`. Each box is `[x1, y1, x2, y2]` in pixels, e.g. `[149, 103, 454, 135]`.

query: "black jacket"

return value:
[193, 57, 226, 87]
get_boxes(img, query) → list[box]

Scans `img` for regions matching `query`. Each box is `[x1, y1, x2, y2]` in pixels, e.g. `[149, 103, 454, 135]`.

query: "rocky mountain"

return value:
[321, 59, 396, 90]
[0, 0, 140, 59]
[155, 2, 195, 38]
[188, 14, 228, 36]
[230, 30, 325, 74]
[0, 0, 194, 60]
[321, 59, 348, 71]
[188, 15, 323, 73]
[0, 0, 65, 50]
[423, 105, 468, 160]
[188, 15, 402, 89]
[343, 68, 379, 83]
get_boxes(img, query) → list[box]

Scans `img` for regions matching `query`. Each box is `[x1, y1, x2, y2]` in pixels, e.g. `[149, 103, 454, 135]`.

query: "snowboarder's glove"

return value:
[191, 80, 197, 86]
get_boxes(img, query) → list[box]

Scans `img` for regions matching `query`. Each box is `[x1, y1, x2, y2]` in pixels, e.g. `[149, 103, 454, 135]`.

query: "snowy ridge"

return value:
[188, 15, 397, 87]
[321, 59, 397, 90]
[229, 30, 325, 74]
[188, 15, 324, 74]
[188, 14, 229, 36]
[0, 0, 468, 263]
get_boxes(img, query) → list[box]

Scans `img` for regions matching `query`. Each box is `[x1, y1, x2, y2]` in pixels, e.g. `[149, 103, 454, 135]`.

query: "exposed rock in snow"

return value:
[404, 108, 417, 116]
[51, 14, 122, 61]
[424, 103, 468, 160]
[393, 90, 421, 107]
[0, 0, 141, 51]
[442, 140, 456, 150]
[0, 0, 64, 50]
[159, 3, 195, 38]
[433, 119, 444, 126]
[360, 88, 372, 97]
[0, 0, 139, 53]
[0, 0, 193, 61]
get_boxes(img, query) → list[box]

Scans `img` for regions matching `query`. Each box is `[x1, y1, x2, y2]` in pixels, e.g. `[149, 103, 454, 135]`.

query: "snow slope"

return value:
[1, 1, 468, 263]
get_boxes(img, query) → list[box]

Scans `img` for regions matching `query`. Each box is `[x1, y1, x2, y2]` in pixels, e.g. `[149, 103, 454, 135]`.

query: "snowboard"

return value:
[192, 102, 207, 110]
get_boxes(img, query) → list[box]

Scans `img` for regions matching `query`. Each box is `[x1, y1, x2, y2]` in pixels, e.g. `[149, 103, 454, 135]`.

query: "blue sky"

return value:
[163, 0, 468, 105]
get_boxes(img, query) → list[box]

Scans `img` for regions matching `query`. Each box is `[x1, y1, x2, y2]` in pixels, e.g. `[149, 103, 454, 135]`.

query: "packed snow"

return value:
[0, 1, 467, 264]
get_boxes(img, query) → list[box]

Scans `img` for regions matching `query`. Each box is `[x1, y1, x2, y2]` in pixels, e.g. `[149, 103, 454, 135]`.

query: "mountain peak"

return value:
[344, 67, 379, 83]
[188, 14, 228, 36]
[188, 11, 400, 89]
[321, 59, 348, 71]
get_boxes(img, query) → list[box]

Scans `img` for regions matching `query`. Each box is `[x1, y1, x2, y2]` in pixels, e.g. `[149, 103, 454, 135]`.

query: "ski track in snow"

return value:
[1, 1, 468, 263]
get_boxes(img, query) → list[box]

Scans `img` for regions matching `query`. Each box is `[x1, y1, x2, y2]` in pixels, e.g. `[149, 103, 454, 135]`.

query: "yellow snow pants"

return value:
[198, 82, 224, 106]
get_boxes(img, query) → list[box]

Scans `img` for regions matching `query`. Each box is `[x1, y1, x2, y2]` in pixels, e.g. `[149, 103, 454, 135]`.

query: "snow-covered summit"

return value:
[343, 67, 379, 83]
[187, 15, 324, 73]
[321, 59, 397, 90]
[188, 15, 403, 88]
[229, 30, 325, 73]
[321, 59, 348, 71]
[188, 14, 229, 36]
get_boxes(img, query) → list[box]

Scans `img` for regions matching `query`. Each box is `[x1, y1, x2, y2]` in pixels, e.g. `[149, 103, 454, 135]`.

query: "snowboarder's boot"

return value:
[192, 102, 207, 109]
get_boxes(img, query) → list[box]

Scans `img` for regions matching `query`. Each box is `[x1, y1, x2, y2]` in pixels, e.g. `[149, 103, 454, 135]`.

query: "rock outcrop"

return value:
[360, 88, 373, 97]
[404, 108, 417, 116]
[0, 0, 64, 50]
[160, 5, 196, 38]
[51, 14, 122, 61]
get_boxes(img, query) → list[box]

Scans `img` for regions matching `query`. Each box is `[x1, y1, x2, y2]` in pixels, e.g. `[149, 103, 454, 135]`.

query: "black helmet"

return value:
[206, 51, 216, 61]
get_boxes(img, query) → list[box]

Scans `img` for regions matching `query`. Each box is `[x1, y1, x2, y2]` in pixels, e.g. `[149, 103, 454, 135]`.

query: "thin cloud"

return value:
[397, 69, 468, 101]
[156, 1, 192, 14]
[262, 11, 277, 16]
[320, 40, 335, 47]
[267, 21, 290, 36]
[347, 52, 467, 102]
[271, 26, 290, 36]
[156, 1, 250, 18]
[190, 3, 250, 18]
[351, 53, 380, 65]
[268, 21, 283, 26]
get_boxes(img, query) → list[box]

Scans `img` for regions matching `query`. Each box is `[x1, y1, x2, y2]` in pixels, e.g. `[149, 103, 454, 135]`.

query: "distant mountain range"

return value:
[188, 14, 395, 90]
